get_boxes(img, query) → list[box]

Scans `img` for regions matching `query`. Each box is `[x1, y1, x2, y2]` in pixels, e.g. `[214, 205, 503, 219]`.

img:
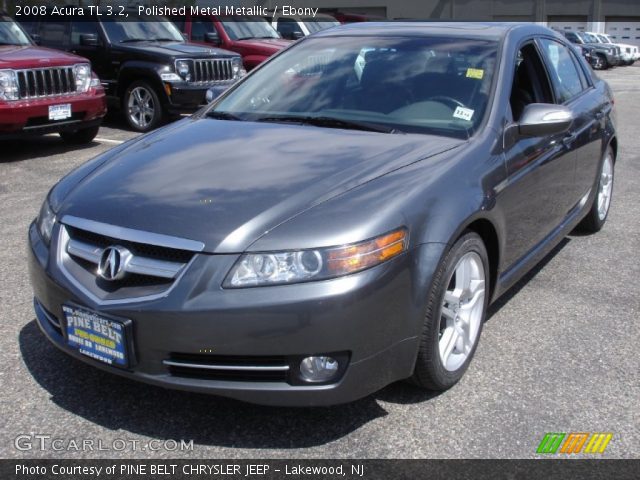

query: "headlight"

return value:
[37, 200, 56, 246]
[232, 57, 247, 79]
[73, 64, 91, 92]
[176, 60, 191, 81]
[225, 228, 407, 288]
[90, 73, 101, 88]
[0, 69, 19, 101]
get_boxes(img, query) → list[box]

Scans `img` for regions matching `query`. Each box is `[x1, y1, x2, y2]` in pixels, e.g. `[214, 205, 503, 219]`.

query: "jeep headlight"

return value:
[36, 199, 56, 246]
[224, 228, 407, 287]
[0, 70, 19, 101]
[73, 64, 91, 92]
[232, 57, 246, 79]
[176, 60, 191, 81]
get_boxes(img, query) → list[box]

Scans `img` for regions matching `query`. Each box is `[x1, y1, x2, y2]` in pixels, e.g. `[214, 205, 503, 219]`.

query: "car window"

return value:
[170, 18, 185, 32]
[39, 19, 68, 46]
[509, 43, 554, 121]
[276, 18, 303, 38]
[221, 16, 280, 40]
[0, 18, 32, 45]
[70, 21, 101, 45]
[191, 18, 215, 42]
[539, 38, 585, 104]
[213, 36, 498, 138]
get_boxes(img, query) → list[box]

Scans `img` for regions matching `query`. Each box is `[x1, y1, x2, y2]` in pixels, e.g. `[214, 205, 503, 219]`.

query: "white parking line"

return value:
[95, 137, 125, 145]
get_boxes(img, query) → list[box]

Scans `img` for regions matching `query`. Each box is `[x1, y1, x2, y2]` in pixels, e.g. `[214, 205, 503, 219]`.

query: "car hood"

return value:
[0, 45, 86, 68]
[58, 118, 463, 253]
[119, 41, 237, 58]
[236, 38, 291, 52]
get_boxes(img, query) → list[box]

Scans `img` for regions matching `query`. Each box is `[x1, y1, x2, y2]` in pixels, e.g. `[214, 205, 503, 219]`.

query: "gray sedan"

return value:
[29, 23, 617, 406]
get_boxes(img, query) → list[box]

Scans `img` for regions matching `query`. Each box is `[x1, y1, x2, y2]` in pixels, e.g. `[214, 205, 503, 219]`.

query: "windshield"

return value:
[102, 16, 184, 43]
[221, 17, 280, 40]
[303, 18, 341, 34]
[580, 32, 599, 43]
[0, 18, 31, 46]
[211, 36, 497, 138]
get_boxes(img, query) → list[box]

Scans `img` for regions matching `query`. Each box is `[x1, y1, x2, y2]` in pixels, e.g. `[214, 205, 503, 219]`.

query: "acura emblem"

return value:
[98, 246, 131, 281]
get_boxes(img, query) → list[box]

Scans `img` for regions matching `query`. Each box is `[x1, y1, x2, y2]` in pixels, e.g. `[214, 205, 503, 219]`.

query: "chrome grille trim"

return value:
[162, 360, 290, 372]
[66, 238, 185, 279]
[16, 66, 77, 99]
[189, 59, 235, 83]
[61, 215, 205, 252]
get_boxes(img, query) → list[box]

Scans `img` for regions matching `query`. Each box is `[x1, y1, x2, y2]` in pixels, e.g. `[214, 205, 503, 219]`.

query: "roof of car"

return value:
[314, 22, 556, 41]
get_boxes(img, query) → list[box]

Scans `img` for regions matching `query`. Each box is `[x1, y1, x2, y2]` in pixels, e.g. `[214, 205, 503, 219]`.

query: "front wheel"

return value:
[578, 147, 615, 233]
[123, 81, 164, 132]
[411, 232, 489, 391]
[591, 55, 607, 70]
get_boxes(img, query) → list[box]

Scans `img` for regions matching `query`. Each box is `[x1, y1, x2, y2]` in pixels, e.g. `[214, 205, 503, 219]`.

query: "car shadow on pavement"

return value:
[486, 237, 571, 321]
[1, 137, 99, 163]
[19, 320, 391, 449]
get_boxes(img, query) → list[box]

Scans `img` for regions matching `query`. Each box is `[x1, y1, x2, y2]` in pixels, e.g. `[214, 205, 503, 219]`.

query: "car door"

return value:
[537, 37, 605, 200]
[500, 41, 578, 269]
[69, 19, 108, 77]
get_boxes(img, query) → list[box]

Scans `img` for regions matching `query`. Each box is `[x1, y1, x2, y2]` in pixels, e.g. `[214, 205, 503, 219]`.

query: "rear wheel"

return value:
[578, 147, 614, 233]
[123, 81, 164, 132]
[411, 232, 489, 391]
[59, 125, 100, 144]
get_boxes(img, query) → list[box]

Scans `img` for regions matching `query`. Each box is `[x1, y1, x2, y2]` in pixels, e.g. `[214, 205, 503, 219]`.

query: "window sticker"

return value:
[466, 68, 484, 79]
[453, 106, 475, 121]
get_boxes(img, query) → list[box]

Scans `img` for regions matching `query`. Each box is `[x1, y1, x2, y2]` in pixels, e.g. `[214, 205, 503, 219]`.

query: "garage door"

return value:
[605, 17, 640, 48]
[547, 16, 588, 33]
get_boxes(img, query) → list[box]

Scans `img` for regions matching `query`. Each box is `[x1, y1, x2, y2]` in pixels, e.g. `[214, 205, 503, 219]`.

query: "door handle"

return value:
[562, 133, 577, 147]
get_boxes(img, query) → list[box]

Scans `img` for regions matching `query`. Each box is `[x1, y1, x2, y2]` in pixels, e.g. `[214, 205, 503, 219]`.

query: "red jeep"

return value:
[172, 15, 291, 71]
[0, 14, 106, 143]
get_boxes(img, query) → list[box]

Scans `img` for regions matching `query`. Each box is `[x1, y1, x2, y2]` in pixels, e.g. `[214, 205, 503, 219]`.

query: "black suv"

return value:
[21, 12, 244, 132]
[558, 30, 621, 70]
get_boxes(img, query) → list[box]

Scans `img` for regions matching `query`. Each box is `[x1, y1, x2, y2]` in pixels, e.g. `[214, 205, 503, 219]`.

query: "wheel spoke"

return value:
[439, 327, 459, 365]
[455, 259, 472, 294]
[441, 304, 457, 323]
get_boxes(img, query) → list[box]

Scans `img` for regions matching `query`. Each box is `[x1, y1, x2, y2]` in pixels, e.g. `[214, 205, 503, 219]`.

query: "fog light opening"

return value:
[299, 356, 339, 383]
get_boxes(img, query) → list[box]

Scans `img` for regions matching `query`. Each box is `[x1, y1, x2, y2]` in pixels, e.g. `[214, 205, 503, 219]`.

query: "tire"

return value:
[123, 80, 164, 132]
[411, 232, 489, 391]
[592, 54, 607, 70]
[578, 146, 615, 233]
[59, 125, 100, 145]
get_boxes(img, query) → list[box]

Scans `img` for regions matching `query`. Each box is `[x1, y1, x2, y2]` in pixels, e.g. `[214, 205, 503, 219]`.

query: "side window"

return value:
[190, 18, 214, 42]
[539, 38, 585, 104]
[70, 21, 100, 46]
[276, 18, 303, 39]
[39, 19, 69, 47]
[509, 43, 554, 121]
[170, 18, 185, 32]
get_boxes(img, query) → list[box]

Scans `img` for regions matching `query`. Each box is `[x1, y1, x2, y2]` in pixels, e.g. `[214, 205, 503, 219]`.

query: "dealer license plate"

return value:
[63, 305, 129, 367]
[48, 104, 71, 121]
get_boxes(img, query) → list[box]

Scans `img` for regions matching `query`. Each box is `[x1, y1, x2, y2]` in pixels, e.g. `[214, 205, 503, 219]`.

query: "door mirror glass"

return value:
[518, 103, 572, 137]
[79, 33, 98, 47]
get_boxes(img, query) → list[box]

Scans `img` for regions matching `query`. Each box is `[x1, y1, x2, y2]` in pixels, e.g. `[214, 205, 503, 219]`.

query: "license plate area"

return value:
[62, 305, 133, 368]
[49, 104, 71, 121]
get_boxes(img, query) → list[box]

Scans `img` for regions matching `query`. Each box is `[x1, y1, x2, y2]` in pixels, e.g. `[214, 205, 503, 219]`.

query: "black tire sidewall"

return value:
[413, 232, 490, 390]
[59, 125, 100, 144]
[123, 81, 163, 132]
[580, 146, 615, 233]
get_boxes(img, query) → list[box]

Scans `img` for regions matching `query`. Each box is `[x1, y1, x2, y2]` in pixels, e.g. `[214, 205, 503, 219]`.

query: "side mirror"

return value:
[518, 103, 573, 137]
[31, 33, 42, 45]
[292, 31, 304, 40]
[204, 32, 220, 45]
[79, 33, 99, 47]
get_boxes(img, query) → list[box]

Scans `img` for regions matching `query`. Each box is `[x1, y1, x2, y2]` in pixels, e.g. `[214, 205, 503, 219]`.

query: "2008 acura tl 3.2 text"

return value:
[29, 23, 617, 406]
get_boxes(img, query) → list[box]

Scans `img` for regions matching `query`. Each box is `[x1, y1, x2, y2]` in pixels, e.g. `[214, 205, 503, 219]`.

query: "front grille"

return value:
[16, 67, 77, 99]
[190, 59, 235, 83]
[165, 353, 290, 383]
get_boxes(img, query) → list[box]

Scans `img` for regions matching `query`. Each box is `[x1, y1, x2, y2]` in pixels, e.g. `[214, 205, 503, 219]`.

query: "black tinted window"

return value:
[39, 20, 68, 46]
[190, 19, 215, 42]
[70, 21, 100, 45]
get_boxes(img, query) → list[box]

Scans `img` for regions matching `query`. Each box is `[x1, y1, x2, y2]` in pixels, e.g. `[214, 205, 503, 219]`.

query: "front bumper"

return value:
[0, 90, 106, 137]
[164, 82, 235, 113]
[28, 222, 444, 406]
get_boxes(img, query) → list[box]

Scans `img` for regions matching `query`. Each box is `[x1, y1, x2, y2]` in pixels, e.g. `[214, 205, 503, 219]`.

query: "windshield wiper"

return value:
[151, 38, 179, 42]
[256, 115, 402, 134]
[205, 111, 242, 121]
[119, 38, 150, 43]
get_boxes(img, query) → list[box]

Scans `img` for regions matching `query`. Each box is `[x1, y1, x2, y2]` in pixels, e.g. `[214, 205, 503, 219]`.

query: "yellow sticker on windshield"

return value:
[466, 68, 484, 80]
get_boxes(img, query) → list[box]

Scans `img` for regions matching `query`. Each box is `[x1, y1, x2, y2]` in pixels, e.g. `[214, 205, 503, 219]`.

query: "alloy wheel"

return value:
[597, 151, 614, 221]
[127, 86, 155, 129]
[439, 252, 486, 372]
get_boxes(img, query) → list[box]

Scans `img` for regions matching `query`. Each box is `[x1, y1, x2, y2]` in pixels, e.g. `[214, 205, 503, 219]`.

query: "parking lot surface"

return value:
[1, 68, 638, 459]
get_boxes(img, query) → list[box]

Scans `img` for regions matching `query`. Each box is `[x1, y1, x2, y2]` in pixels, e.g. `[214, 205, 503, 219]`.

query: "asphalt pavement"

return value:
[0, 67, 638, 459]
